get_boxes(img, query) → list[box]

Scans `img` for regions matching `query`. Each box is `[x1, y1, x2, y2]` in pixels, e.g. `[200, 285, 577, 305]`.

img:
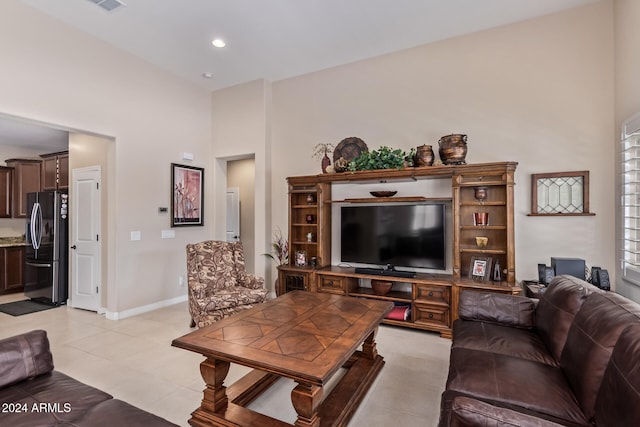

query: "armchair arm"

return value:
[458, 290, 535, 329]
[240, 273, 265, 290]
[450, 396, 564, 427]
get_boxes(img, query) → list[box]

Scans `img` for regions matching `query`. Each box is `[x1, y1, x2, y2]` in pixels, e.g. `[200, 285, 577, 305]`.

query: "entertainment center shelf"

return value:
[279, 162, 519, 338]
[330, 196, 452, 204]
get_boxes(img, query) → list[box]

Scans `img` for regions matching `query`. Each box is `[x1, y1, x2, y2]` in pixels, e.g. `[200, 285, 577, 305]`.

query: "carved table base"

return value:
[172, 292, 393, 427]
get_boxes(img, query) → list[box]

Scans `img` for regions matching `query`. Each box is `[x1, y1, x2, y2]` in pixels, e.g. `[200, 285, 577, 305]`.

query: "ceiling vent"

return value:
[88, 0, 126, 12]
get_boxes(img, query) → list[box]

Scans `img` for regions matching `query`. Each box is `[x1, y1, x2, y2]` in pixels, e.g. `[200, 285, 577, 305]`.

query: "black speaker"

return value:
[544, 267, 555, 286]
[598, 270, 611, 291]
[538, 264, 547, 284]
[591, 267, 601, 286]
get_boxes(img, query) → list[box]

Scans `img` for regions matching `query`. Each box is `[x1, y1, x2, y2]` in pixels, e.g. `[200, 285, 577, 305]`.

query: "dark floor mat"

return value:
[0, 300, 58, 316]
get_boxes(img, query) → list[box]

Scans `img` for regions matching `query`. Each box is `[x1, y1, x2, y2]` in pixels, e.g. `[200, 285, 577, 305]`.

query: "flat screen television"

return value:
[340, 204, 446, 271]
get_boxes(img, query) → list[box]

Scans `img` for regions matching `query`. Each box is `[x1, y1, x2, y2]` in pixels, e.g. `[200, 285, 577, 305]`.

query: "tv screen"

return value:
[340, 204, 446, 270]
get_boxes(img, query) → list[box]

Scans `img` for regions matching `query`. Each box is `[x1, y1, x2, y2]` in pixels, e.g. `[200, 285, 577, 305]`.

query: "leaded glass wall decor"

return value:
[529, 171, 595, 216]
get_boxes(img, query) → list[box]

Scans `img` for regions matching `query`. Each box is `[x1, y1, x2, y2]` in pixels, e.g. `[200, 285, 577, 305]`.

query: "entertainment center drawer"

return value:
[318, 276, 346, 294]
[413, 303, 450, 328]
[457, 173, 506, 186]
[414, 284, 450, 306]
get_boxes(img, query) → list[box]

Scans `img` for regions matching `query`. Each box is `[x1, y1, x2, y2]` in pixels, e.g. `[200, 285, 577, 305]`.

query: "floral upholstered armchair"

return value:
[186, 240, 269, 328]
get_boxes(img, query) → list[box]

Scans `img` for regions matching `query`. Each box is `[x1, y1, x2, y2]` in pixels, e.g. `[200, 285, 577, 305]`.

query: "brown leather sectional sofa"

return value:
[439, 275, 640, 426]
[0, 329, 177, 427]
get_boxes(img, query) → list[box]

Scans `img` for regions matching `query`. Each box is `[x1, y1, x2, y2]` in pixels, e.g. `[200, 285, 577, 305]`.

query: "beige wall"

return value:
[615, 0, 640, 301]
[272, 1, 615, 283]
[0, 1, 622, 312]
[0, 2, 213, 315]
[211, 80, 273, 291]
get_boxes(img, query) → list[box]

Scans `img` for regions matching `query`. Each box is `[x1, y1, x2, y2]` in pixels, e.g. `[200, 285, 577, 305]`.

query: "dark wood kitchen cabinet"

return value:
[0, 246, 25, 294]
[0, 166, 11, 218]
[41, 151, 69, 191]
[5, 159, 41, 218]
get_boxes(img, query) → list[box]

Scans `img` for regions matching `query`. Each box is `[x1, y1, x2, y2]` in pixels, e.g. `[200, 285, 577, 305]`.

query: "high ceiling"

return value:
[3, 0, 599, 150]
[20, 0, 599, 91]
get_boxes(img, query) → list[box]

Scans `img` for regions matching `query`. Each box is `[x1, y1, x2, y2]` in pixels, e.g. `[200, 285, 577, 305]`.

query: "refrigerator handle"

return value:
[31, 202, 42, 250]
[26, 261, 53, 268]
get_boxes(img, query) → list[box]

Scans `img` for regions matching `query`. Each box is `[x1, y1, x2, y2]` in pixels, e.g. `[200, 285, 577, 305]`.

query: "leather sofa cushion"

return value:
[0, 330, 53, 389]
[594, 323, 640, 426]
[560, 291, 640, 422]
[445, 348, 590, 425]
[458, 291, 535, 329]
[57, 398, 178, 426]
[449, 395, 567, 427]
[535, 275, 600, 361]
[451, 320, 557, 366]
[0, 371, 112, 426]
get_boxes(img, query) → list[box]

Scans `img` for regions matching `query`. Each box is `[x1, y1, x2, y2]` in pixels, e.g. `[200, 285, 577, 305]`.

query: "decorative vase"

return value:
[333, 156, 349, 172]
[414, 145, 434, 167]
[438, 134, 468, 165]
[321, 153, 331, 173]
[475, 236, 489, 248]
[474, 212, 489, 226]
[474, 186, 488, 201]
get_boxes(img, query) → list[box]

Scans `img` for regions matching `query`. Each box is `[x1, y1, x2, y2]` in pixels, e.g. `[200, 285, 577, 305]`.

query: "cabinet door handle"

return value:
[428, 313, 434, 319]
[428, 291, 434, 297]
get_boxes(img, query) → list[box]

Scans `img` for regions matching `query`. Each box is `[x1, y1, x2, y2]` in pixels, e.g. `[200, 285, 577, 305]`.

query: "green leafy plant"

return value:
[348, 146, 410, 171]
[263, 228, 289, 266]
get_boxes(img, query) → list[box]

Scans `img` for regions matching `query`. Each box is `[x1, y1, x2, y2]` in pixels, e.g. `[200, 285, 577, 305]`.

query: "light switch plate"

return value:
[130, 231, 141, 241]
[161, 229, 175, 239]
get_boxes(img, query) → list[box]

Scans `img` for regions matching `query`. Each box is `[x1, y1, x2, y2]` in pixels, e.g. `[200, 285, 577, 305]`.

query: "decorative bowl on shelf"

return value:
[475, 236, 489, 249]
[371, 279, 393, 296]
[370, 191, 397, 198]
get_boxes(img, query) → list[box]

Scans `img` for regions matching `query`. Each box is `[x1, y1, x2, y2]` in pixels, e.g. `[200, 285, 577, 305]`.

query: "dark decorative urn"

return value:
[414, 145, 434, 167]
[438, 134, 468, 165]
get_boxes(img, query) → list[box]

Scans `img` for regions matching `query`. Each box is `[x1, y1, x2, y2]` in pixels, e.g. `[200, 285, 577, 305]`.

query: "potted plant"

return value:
[348, 146, 411, 171]
[264, 228, 289, 266]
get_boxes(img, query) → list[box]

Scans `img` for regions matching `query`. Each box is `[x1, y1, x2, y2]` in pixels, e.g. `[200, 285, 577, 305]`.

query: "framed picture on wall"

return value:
[171, 163, 204, 227]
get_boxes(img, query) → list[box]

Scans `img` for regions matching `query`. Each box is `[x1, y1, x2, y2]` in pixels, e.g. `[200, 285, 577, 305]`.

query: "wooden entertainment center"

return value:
[277, 162, 520, 338]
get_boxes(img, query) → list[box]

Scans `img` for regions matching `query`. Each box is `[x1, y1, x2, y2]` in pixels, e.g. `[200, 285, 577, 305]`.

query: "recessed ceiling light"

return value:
[211, 39, 226, 48]
[202, 72, 213, 79]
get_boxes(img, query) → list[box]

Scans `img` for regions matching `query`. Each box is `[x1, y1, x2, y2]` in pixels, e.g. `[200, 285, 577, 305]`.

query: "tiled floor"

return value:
[0, 293, 451, 426]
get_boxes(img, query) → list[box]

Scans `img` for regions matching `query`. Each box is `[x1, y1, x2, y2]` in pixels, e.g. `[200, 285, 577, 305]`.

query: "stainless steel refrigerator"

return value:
[24, 191, 69, 305]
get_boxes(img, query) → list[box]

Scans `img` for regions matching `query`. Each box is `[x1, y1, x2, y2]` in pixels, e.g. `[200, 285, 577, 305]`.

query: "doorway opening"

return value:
[226, 157, 256, 273]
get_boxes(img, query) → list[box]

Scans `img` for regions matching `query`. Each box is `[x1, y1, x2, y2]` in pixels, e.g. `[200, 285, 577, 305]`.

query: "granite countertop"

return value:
[0, 237, 28, 247]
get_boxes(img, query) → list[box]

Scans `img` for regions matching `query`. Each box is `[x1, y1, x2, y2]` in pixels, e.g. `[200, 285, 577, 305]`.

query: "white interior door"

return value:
[226, 187, 240, 242]
[70, 166, 101, 311]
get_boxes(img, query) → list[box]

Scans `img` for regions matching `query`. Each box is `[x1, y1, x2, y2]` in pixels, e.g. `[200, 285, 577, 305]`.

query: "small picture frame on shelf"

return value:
[469, 256, 492, 281]
[295, 250, 307, 267]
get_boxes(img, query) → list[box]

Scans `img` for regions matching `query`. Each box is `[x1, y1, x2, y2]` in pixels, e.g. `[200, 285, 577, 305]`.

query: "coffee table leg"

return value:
[199, 357, 230, 413]
[291, 382, 323, 427]
[362, 327, 379, 360]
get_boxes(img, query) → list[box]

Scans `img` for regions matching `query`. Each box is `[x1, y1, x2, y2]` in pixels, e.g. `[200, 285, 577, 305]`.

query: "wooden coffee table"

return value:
[172, 291, 393, 427]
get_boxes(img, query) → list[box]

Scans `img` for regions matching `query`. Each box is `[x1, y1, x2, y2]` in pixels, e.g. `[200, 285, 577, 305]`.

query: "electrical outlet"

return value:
[178, 276, 185, 287]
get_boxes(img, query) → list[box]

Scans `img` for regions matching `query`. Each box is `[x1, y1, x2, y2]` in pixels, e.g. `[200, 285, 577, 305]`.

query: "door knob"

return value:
[70, 245, 77, 250]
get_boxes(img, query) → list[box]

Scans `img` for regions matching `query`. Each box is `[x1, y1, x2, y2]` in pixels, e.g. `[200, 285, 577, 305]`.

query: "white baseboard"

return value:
[104, 294, 188, 320]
